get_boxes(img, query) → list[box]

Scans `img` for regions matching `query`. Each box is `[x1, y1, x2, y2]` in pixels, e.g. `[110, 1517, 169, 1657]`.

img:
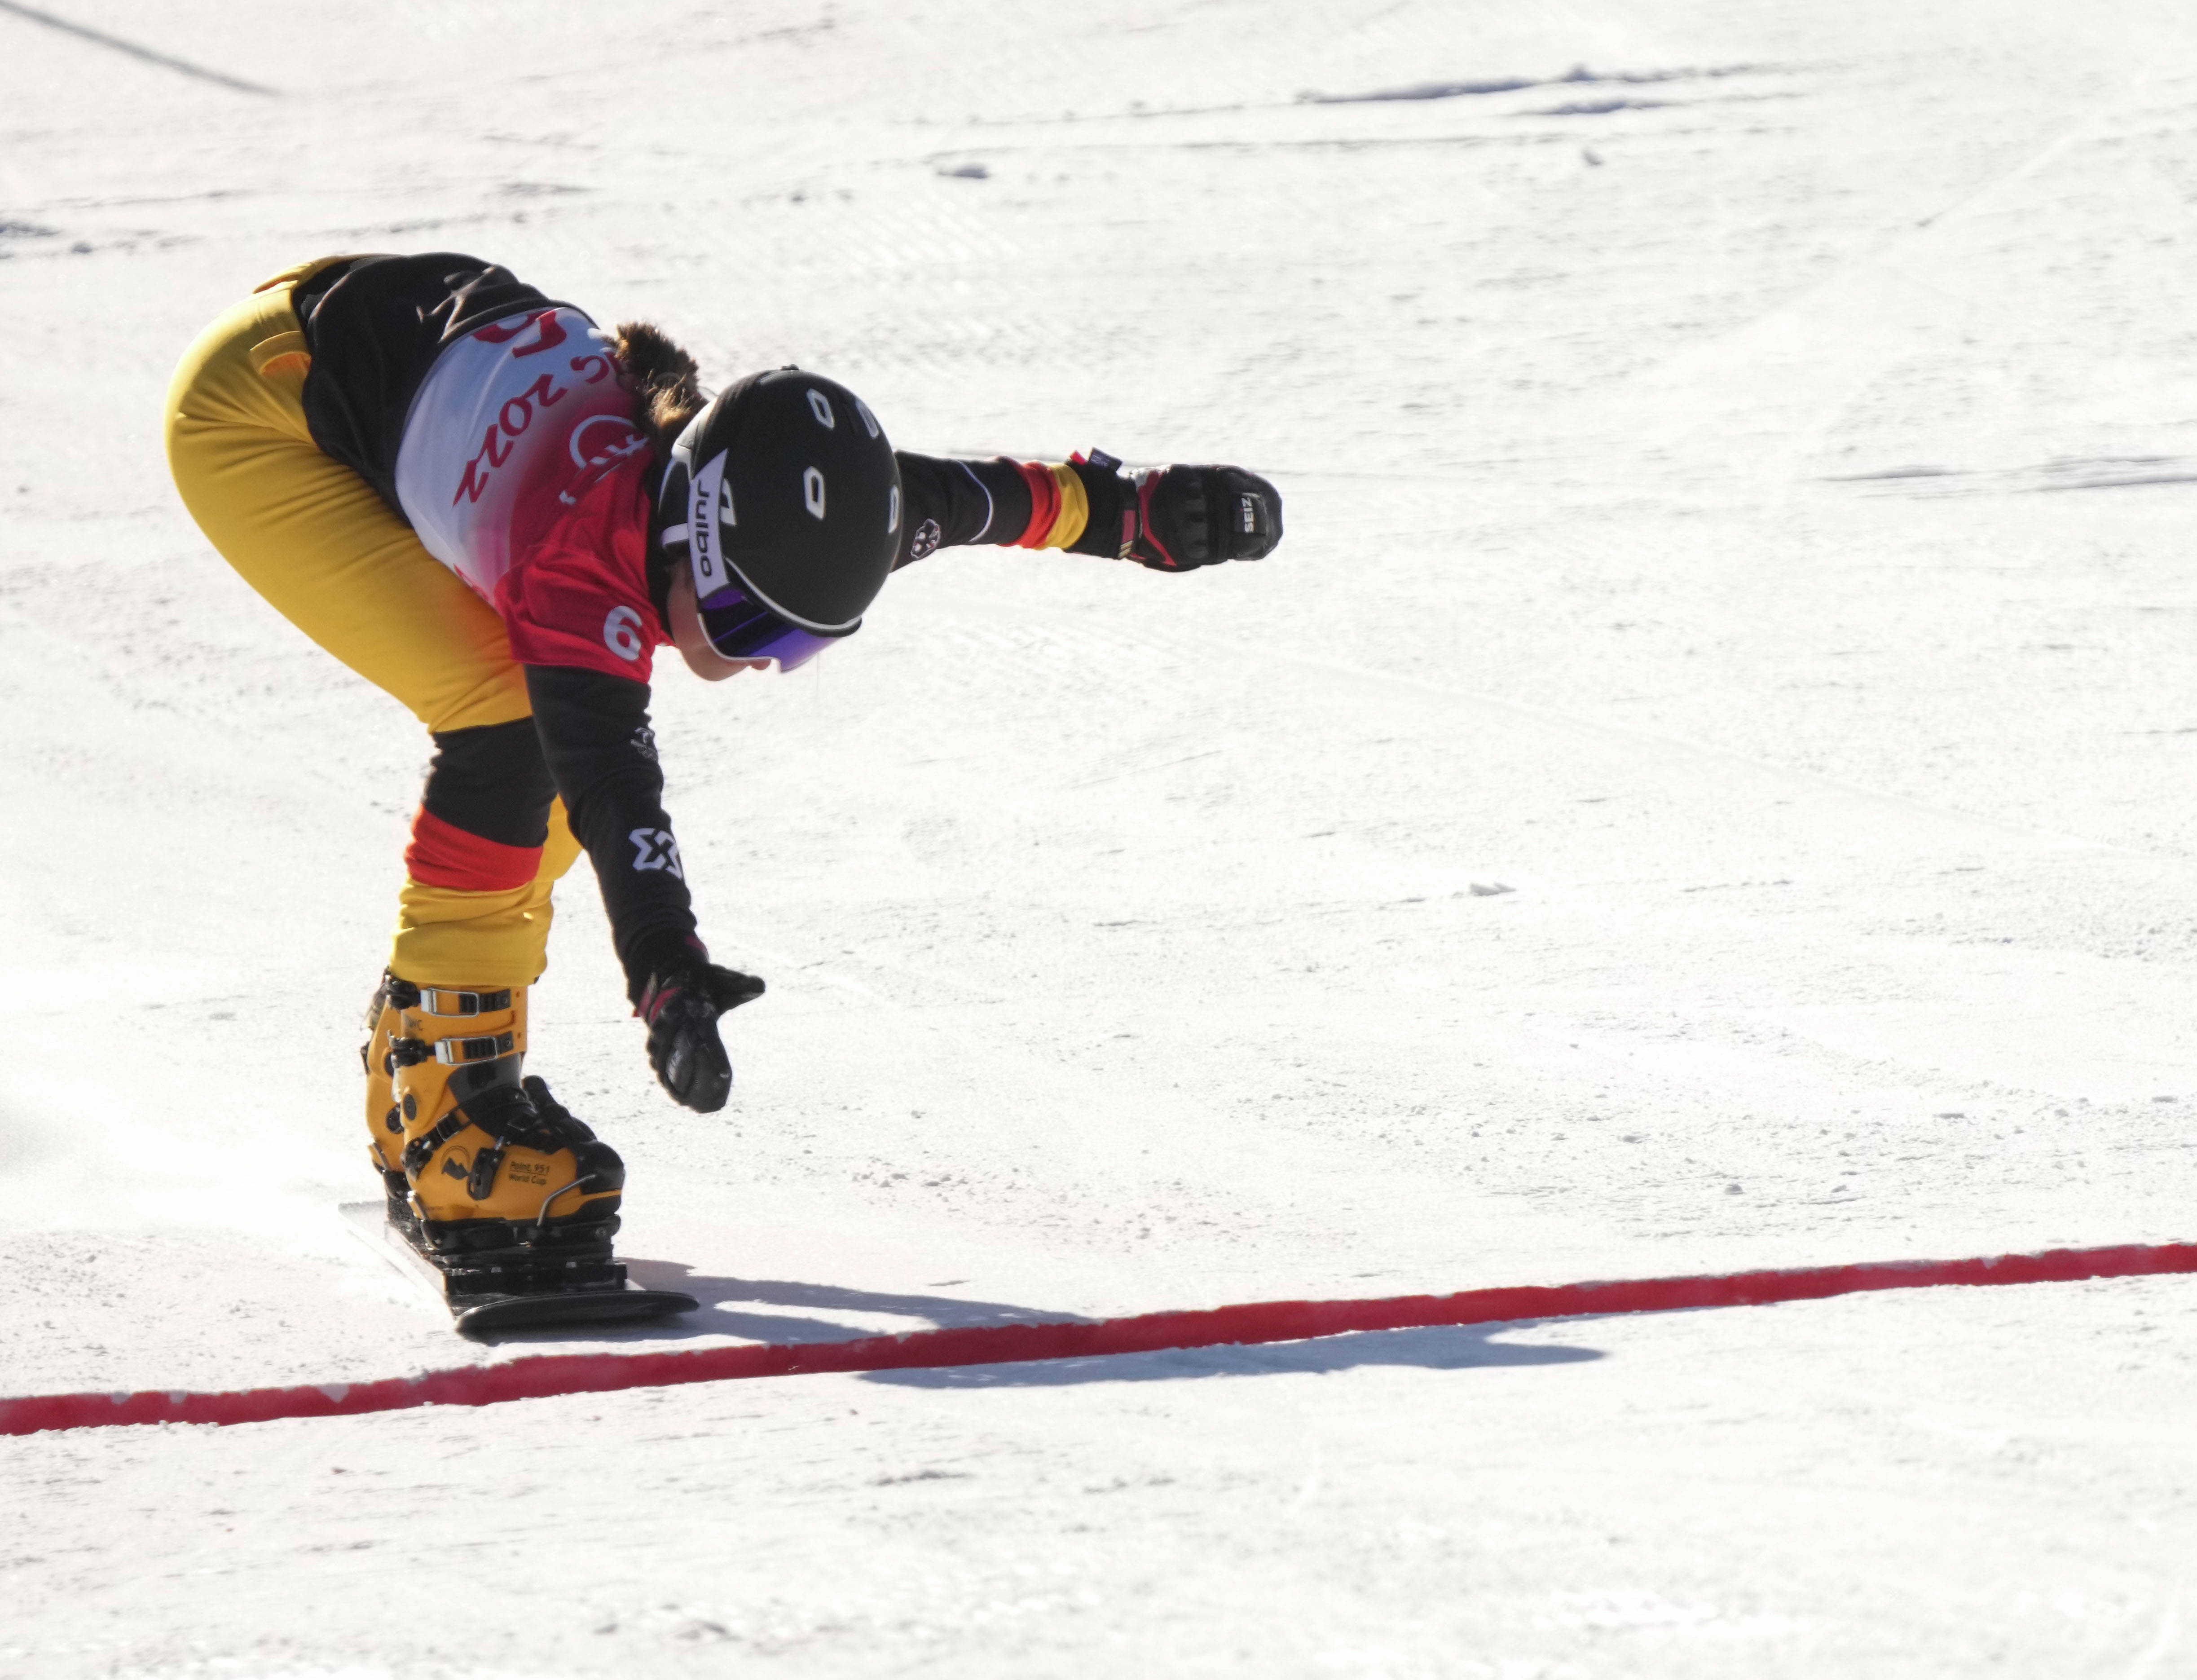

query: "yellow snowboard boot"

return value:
[367, 976, 625, 1282]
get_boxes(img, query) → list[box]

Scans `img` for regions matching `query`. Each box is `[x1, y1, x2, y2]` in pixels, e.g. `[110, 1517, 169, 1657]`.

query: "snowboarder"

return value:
[164, 252, 1282, 1310]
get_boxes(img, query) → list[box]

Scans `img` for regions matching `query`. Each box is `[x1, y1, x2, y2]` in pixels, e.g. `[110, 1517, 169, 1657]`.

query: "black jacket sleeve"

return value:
[524, 663, 699, 1005]
[893, 452, 1035, 569]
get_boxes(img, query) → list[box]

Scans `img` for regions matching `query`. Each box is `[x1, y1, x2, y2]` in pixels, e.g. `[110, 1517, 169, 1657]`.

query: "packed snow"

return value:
[3, 0, 2196, 1673]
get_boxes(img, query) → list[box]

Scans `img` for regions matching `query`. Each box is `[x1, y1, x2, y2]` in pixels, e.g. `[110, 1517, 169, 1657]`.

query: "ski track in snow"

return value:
[4, 0, 2197, 1674]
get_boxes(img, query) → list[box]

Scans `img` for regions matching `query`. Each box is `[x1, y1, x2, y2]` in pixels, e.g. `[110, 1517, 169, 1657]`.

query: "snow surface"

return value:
[4, 0, 2197, 1673]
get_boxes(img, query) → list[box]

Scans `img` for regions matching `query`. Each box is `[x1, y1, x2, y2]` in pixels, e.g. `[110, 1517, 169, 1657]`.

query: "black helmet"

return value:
[656, 368, 900, 665]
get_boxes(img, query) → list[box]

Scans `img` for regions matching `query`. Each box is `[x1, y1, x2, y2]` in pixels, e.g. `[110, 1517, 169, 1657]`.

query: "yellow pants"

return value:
[164, 263, 582, 988]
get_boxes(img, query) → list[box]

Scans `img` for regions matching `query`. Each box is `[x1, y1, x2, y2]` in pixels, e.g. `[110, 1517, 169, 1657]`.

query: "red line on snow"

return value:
[5, 1241, 2193, 1437]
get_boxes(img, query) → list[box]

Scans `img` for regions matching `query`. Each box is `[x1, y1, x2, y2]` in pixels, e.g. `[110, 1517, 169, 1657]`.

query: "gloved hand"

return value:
[1068, 453, 1284, 572]
[1133, 463, 1285, 571]
[638, 959, 766, 1112]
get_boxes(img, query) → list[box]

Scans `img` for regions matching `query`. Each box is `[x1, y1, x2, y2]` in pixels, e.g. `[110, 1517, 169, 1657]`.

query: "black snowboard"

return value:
[341, 1202, 697, 1337]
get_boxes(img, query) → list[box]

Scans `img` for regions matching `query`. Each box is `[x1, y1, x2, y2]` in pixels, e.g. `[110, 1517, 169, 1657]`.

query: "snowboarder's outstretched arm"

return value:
[893, 451, 1283, 573]
[517, 448, 1280, 1116]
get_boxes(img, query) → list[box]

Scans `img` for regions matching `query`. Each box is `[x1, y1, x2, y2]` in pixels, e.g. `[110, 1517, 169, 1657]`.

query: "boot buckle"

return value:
[434, 1030, 517, 1065]
[421, 988, 511, 1019]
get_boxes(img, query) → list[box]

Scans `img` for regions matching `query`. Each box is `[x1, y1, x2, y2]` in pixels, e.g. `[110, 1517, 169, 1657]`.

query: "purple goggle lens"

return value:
[696, 583, 849, 672]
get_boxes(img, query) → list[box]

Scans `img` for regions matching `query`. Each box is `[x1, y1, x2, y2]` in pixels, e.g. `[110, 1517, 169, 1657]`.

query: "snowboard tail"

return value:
[340, 1201, 697, 1337]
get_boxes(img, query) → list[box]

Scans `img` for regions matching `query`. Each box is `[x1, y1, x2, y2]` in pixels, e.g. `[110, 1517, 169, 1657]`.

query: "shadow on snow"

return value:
[586, 1259, 1087, 1345]
[859, 1322, 1603, 1389]
[490, 1264, 1607, 1385]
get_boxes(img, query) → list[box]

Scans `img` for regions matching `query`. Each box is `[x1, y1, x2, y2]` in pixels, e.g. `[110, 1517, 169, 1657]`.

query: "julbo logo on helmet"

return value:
[658, 369, 902, 671]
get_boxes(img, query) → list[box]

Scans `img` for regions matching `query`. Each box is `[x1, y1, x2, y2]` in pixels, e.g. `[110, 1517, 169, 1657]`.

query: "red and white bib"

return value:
[392, 305, 667, 679]
[394, 306, 647, 601]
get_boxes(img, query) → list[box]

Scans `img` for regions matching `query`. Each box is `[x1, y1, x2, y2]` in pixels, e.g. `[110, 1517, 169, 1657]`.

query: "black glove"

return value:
[638, 960, 766, 1113]
[1067, 452, 1283, 571]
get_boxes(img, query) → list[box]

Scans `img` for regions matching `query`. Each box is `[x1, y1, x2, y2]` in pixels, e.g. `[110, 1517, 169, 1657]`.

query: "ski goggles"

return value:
[696, 579, 854, 672]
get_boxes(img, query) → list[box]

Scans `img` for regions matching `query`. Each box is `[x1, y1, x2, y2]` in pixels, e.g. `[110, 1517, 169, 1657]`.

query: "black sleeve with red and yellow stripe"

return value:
[892, 451, 1131, 569]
